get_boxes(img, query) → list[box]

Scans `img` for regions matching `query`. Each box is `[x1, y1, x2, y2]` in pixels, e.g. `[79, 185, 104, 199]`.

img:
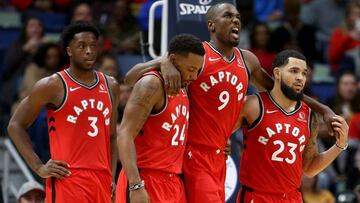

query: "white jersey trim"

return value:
[247, 93, 264, 132]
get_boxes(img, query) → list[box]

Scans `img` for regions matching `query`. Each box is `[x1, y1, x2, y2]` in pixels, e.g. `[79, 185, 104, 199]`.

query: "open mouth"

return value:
[231, 27, 239, 40]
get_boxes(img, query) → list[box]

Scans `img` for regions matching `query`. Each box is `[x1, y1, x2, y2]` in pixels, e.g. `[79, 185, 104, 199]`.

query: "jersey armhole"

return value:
[308, 109, 313, 130]
[196, 54, 206, 78]
[102, 73, 113, 105]
[141, 72, 167, 116]
[53, 73, 68, 112]
[237, 48, 251, 82]
[247, 93, 264, 131]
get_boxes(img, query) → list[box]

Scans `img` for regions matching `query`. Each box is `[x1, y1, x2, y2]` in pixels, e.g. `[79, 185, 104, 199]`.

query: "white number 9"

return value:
[218, 91, 230, 111]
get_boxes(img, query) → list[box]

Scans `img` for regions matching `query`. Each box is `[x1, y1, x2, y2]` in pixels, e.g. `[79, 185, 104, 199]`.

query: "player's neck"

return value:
[209, 39, 234, 59]
[68, 66, 96, 85]
[270, 88, 298, 112]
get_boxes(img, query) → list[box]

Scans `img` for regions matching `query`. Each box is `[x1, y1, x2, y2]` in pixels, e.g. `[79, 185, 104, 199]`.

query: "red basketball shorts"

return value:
[183, 145, 227, 203]
[116, 169, 186, 203]
[46, 169, 112, 203]
[237, 186, 302, 203]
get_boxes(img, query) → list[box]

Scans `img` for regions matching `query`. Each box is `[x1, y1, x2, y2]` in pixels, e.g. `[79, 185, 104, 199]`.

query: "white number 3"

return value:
[88, 117, 98, 137]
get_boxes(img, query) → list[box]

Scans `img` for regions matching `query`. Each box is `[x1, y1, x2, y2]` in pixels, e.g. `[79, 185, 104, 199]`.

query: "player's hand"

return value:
[332, 115, 349, 147]
[160, 55, 181, 96]
[224, 139, 231, 159]
[130, 188, 150, 203]
[320, 106, 336, 136]
[37, 159, 71, 179]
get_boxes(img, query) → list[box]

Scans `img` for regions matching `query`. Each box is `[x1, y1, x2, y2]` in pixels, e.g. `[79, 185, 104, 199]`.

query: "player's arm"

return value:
[105, 76, 120, 191]
[125, 54, 181, 95]
[302, 113, 349, 177]
[117, 75, 163, 201]
[233, 95, 261, 132]
[7, 75, 71, 179]
[243, 50, 336, 135]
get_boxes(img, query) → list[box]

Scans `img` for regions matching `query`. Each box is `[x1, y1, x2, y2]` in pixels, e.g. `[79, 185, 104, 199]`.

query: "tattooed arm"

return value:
[302, 113, 349, 177]
[117, 75, 164, 202]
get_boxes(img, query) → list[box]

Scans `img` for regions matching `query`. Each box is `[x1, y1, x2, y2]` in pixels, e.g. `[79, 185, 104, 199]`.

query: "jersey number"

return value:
[88, 117, 98, 137]
[171, 124, 186, 146]
[218, 91, 230, 111]
[271, 140, 297, 164]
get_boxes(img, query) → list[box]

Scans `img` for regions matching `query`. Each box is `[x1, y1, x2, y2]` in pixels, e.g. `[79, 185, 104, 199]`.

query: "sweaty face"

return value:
[172, 53, 204, 87]
[211, 4, 241, 47]
[277, 57, 307, 101]
[67, 32, 98, 71]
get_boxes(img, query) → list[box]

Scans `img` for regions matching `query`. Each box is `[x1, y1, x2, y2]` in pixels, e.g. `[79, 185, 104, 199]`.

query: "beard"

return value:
[280, 79, 303, 101]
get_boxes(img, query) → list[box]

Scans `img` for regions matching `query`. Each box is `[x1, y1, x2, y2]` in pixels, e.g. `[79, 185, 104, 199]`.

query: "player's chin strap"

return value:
[129, 180, 145, 191]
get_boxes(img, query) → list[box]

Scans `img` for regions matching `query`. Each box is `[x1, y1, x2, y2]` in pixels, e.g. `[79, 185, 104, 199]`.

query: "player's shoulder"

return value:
[136, 73, 163, 89]
[34, 73, 63, 91]
[244, 94, 261, 109]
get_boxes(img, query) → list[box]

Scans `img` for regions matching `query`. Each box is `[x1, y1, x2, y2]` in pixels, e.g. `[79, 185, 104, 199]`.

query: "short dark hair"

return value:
[168, 34, 205, 56]
[61, 21, 100, 48]
[272, 50, 306, 69]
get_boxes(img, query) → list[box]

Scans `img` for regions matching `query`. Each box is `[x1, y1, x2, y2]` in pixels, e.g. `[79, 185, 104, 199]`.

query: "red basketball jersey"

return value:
[135, 71, 189, 174]
[47, 69, 112, 174]
[240, 92, 312, 194]
[187, 42, 249, 149]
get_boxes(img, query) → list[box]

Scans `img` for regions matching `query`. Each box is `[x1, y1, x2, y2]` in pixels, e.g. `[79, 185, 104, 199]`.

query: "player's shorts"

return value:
[236, 185, 302, 203]
[116, 169, 186, 203]
[183, 144, 226, 203]
[45, 169, 112, 203]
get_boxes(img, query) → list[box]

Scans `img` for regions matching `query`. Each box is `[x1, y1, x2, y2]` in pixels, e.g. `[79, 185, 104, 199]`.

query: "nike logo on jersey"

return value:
[209, 57, 221, 61]
[266, 109, 278, 114]
[69, 87, 81, 92]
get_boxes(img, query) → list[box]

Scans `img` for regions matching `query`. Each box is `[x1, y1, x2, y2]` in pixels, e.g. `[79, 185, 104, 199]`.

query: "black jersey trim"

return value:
[54, 73, 68, 112]
[64, 69, 99, 89]
[247, 93, 264, 131]
[237, 48, 251, 81]
[102, 73, 113, 105]
[266, 92, 302, 116]
[205, 41, 236, 63]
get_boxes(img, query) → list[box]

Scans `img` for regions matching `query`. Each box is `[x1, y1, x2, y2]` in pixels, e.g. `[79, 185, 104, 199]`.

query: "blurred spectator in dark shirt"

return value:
[271, 0, 318, 66]
[249, 22, 276, 76]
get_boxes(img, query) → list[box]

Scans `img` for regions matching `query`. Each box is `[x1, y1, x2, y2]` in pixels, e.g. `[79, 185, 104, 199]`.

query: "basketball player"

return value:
[235, 50, 348, 203]
[115, 34, 205, 203]
[8, 21, 119, 202]
[124, 3, 336, 202]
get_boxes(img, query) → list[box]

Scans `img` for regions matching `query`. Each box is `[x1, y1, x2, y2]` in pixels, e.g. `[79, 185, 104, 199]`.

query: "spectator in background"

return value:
[348, 91, 360, 143]
[249, 22, 276, 75]
[236, 0, 253, 49]
[106, 0, 140, 54]
[70, 2, 112, 55]
[17, 180, 45, 203]
[327, 71, 358, 122]
[271, 0, 317, 67]
[301, 175, 336, 203]
[97, 52, 120, 81]
[0, 16, 45, 128]
[70, 2, 93, 23]
[328, 2, 360, 74]
[253, 0, 283, 23]
[301, 0, 348, 62]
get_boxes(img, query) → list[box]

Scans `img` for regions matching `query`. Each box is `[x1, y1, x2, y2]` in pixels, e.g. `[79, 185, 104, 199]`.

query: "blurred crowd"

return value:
[0, 0, 359, 202]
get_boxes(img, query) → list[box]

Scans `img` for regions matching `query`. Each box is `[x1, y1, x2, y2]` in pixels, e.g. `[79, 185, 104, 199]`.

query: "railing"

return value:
[2, 138, 34, 203]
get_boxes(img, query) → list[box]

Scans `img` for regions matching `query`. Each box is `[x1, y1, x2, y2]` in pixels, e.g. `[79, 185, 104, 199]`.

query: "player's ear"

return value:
[273, 67, 281, 80]
[208, 20, 215, 32]
[168, 53, 176, 63]
[66, 46, 72, 57]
